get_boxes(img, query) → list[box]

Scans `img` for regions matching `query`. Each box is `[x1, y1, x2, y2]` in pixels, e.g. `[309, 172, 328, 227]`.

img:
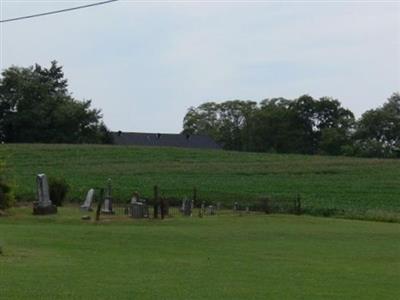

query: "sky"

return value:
[1, 0, 399, 133]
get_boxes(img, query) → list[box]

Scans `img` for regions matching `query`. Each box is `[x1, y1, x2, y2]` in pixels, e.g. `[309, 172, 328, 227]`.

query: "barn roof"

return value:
[111, 132, 221, 150]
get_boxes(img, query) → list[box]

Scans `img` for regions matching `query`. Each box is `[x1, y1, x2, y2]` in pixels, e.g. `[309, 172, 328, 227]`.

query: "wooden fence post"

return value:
[153, 185, 159, 219]
[296, 194, 302, 215]
[160, 197, 165, 220]
[95, 188, 104, 221]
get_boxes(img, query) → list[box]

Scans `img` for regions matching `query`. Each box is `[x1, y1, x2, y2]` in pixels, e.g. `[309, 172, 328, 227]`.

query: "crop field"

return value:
[0, 207, 399, 299]
[1, 144, 400, 220]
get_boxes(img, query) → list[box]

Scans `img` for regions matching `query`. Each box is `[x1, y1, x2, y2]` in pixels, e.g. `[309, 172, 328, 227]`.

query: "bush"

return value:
[0, 162, 14, 209]
[49, 177, 70, 206]
[0, 180, 14, 209]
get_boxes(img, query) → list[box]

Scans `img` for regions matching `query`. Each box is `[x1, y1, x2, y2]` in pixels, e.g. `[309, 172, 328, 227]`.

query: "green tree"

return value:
[289, 95, 355, 154]
[0, 61, 111, 143]
[183, 95, 355, 155]
[183, 100, 257, 150]
[183, 102, 220, 138]
[250, 98, 305, 153]
[354, 93, 400, 157]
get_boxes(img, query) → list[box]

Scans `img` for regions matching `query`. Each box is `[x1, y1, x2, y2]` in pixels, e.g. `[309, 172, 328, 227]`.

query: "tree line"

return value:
[183, 93, 400, 158]
[0, 62, 398, 158]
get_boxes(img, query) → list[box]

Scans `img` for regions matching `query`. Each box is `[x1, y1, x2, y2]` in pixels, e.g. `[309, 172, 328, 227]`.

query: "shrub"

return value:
[49, 177, 70, 206]
[0, 162, 14, 209]
[0, 181, 14, 209]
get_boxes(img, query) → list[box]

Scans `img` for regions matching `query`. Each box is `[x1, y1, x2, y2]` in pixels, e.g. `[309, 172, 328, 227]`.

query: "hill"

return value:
[1, 144, 399, 219]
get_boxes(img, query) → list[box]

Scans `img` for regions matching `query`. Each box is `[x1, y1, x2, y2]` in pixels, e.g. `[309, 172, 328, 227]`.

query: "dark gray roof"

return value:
[112, 132, 221, 150]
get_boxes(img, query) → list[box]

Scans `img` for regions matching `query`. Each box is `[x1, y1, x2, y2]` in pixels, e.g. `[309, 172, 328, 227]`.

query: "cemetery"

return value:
[28, 173, 304, 221]
[1, 145, 399, 299]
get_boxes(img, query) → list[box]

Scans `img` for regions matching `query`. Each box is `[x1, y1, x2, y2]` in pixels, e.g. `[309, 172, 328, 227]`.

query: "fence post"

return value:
[160, 197, 165, 220]
[153, 185, 159, 219]
[95, 188, 104, 221]
[296, 194, 302, 215]
[264, 197, 270, 214]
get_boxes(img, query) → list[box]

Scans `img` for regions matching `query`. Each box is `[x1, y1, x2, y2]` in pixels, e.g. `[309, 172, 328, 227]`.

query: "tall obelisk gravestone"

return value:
[33, 174, 57, 215]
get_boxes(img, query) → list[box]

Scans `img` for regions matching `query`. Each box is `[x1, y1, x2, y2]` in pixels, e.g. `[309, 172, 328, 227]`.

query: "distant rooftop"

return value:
[111, 132, 221, 150]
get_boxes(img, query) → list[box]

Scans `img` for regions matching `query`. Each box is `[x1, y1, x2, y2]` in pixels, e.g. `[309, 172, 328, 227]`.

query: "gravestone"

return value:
[126, 192, 139, 215]
[180, 199, 185, 213]
[142, 200, 150, 218]
[33, 174, 57, 215]
[128, 192, 149, 218]
[200, 201, 205, 217]
[182, 198, 192, 216]
[80, 188, 95, 211]
[206, 205, 215, 216]
[131, 192, 140, 204]
[129, 202, 147, 218]
[101, 179, 114, 214]
[102, 198, 114, 214]
[233, 202, 239, 212]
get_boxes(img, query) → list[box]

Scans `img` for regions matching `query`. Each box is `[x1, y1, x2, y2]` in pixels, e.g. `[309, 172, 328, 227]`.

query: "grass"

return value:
[0, 207, 399, 299]
[1, 144, 400, 218]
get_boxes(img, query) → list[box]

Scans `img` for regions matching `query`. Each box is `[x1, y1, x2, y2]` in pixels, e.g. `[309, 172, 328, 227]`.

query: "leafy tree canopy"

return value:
[183, 95, 356, 155]
[0, 61, 111, 143]
[353, 93, 400, 157]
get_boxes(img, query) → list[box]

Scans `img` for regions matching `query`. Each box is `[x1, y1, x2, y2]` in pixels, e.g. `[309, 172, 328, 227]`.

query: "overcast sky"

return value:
[1, 1, 399, 133]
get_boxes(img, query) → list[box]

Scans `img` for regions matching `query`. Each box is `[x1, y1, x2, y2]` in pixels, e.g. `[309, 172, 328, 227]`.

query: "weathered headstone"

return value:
[199, 201, 205, 218]
[206, 205, 215, 216]
[129, 202, 147, 218]
[102, 198, 114, 214]
[233, 202, 239, 212]
[80, 188, 95, 211]
[126, 191, 139, 215]
[101, 179, 114, 214]
[182, 198, 192, 216]
[127, 192, 149, 218]
[33, 174, 57, 215]
[142, 200, 149, 218]
[180, 199, 185, 213]
[131, 192, 140, 204]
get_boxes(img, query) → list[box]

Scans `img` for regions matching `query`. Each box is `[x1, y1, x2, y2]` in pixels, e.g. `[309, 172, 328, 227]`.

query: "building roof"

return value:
[111, 132, 221, 150]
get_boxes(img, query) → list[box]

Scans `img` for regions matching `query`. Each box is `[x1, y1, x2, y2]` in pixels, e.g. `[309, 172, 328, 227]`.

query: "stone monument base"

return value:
[33, 202, 57, 215]
[129, 203, 149, 219]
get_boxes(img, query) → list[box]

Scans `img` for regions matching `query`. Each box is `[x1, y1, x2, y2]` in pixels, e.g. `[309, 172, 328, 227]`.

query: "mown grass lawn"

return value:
[1, 144, 400, 215]
[0, 207, 399, 299]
